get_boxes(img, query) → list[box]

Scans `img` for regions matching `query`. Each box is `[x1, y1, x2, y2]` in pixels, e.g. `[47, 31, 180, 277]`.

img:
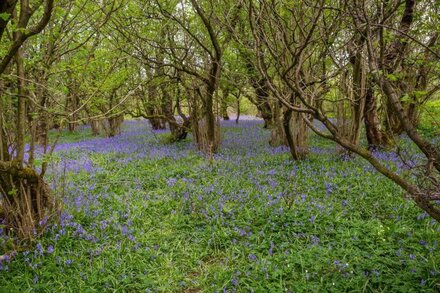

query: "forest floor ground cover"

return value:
[1, 118, 439, 292]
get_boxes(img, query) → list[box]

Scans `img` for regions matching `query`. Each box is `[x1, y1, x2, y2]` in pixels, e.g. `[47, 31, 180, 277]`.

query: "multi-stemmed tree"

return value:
[0, 0, 56, 240]
[247, 0, 440, 220]
[0, 0, 121, 240]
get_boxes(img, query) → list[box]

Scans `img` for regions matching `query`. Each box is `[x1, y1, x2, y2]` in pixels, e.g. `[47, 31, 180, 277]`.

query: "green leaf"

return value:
[0, 12, 10, 21]
[400, 94, 411, 103]
[413, 90, 427, 100]
[386, 74, 398, 82]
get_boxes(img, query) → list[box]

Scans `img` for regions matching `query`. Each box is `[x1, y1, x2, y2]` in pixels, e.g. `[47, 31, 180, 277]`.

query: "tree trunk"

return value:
[34, 73, 51, 146]
[205, 77, 218, 153]
[253, 77, 273, 128]
[221, 89, 230, 120]
[283, 93, 309, 160]
[191, 85, 220, 153]
[269, 101, 286, 146]
[0, 78, 9, 161]
[0, 161, 57, 240]
[90, 119, 101, 136]
[157, 40, 178, 135]
[36, 117, 49, 146]
[235, 97, 240, 124]
[349, 49, 366, 146]
[67, 95, 79, 133]
[385, 99, 404, 135]
[195, 61, 221, 154]
[106, 114, 124, 137]
[172, 84, 190, 141]
[145, 85, 165, 130]
[16, 47, 25, 165]
[283, 108, 299, 160]
[407, 102, 419, 127]
[364, 86, 387, 149]
[161, 92, 177, 135]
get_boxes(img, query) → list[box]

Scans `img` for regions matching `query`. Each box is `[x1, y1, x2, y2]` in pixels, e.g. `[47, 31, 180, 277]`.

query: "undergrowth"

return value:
[1, 119, 439, 292]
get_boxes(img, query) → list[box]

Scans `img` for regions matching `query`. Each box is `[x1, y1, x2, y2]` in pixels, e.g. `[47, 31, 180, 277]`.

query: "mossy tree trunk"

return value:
[0, 162, 57, 239]
[0, 44, 57, 241]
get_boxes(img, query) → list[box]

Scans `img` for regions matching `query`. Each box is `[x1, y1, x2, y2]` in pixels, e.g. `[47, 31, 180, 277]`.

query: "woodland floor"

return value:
[0, 118, 439, 292]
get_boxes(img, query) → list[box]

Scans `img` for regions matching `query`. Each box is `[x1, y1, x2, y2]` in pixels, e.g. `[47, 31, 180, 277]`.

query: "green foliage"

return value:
[418, 99, 440, 137]
[386, 73, 399, 82]
[239, 97, 258, 115]
[0, 12, 10, 21]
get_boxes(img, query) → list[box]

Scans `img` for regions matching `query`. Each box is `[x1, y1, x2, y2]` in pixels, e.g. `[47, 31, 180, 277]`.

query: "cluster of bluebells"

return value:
[0, 117, 439, 291]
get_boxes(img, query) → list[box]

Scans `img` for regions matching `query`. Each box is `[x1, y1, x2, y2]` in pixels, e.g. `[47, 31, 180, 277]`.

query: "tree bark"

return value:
[205, 62, 219, 152]
[15, 46, 26, 166]
[107, 114, 124, 137]
[90, 119, 101, 136]
[349, 49, 366, 146]
[283, 108, 299, 160]
[364, 85, 386, 149]
[221, 88, 230, 120]
[157, 36, 178, 135]
[0, 76, 8, 161]
[269, 101, 286, 146]
[235, 97, 240, 124]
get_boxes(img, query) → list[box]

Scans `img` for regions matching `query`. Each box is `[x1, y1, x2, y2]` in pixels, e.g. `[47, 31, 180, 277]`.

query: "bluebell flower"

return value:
[47, 245, 54, 254]
[248, 254, 257, 261]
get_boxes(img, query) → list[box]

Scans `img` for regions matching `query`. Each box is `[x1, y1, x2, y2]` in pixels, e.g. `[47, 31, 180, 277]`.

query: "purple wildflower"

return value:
[47, 245, 54, 254]
[248, 254, 257, 261]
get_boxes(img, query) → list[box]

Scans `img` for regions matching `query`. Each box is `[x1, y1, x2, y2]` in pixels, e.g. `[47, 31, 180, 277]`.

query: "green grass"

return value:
[1, 120, 439, 292]
[47, 126, 103, 144]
